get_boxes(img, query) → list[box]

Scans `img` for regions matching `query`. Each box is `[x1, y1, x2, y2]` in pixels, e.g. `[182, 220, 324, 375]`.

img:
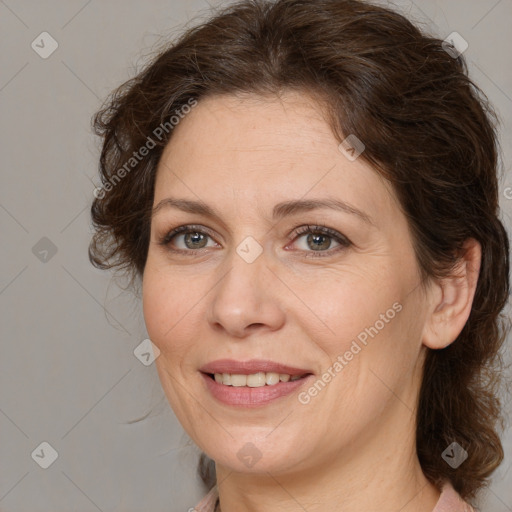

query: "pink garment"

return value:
[432, 482, 476, 512]
[193, 481, 475, 512]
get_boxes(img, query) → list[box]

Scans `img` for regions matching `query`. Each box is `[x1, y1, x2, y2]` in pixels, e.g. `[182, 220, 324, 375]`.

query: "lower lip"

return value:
[200, 372, 314, 407]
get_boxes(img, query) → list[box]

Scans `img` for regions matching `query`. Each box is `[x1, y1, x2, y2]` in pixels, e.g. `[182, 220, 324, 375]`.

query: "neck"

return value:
[214, 405, 440, 512]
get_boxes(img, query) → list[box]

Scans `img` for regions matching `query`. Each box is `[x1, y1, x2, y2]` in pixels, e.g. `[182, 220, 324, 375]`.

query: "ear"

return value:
[422, 238, 482, 350]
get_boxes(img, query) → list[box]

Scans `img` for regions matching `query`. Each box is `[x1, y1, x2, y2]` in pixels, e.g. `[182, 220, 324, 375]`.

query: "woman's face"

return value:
[143, 91, 432, 476]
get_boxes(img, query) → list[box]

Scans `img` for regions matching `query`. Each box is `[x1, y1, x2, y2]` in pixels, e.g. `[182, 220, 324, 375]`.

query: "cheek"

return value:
[292, 265, 403, 356]
[142, 269, 165, 342]
[142, 266, 189, 355]
[142, 266, 203, 426]
[294, 265, 418, 414]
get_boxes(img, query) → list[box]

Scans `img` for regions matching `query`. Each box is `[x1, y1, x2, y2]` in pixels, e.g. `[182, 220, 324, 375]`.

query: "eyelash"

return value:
[158, 224, 351, 258]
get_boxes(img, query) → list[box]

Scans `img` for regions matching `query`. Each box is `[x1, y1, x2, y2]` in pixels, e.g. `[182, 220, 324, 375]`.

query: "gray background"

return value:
[1, 0, 511, 511]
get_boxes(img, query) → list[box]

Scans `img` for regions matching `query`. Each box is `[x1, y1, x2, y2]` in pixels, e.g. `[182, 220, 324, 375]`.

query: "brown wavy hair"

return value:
[89, 0, 511, 503]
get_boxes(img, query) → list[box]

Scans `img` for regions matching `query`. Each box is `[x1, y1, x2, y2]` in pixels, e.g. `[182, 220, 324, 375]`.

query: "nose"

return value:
[206, 246, 286, 339]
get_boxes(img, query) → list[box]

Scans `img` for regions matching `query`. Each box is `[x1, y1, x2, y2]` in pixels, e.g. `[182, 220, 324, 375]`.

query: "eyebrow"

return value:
[151, 197, 374, 226]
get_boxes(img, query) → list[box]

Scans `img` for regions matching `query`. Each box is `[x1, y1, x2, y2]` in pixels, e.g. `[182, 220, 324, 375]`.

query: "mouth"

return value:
[198, 359, 315, 407]
[199, 358, 313, 378]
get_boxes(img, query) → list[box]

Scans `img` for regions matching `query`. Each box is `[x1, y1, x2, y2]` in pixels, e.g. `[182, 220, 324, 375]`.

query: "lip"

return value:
[199, 359, 313, 376]
[200, 372, 314, 407]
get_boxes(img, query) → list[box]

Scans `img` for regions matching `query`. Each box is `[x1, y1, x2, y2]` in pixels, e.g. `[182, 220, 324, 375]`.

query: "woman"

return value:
[89, 0, 510, 510]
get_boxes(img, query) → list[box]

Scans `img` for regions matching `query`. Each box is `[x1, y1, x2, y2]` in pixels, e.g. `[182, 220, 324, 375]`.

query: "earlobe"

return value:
[422, 238, 482, 350]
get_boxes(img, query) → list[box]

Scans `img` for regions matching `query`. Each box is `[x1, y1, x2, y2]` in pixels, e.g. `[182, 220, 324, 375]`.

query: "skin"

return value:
[142, 91, 481, 512]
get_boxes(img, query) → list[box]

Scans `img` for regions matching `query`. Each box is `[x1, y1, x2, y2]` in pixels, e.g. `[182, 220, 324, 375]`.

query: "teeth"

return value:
[247, 372, 266, 387]
[231, 374, 247, 387]
[212, 372, 307, 387]
[266, 372, 280, 385]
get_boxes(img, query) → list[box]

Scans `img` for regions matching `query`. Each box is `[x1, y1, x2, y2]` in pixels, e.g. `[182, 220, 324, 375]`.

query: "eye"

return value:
[289, 225, 351, 257]
[158, 223, 351, 258]
[158, 225, 219, 252]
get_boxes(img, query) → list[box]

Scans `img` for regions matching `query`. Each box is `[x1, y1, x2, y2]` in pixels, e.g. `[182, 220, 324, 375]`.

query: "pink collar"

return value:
[194, 480, 475, 512]
[433, 481, 475, 512]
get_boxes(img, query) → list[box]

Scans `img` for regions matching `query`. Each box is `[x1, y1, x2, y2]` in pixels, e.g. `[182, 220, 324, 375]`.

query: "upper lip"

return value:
[199, 359, 313, 376]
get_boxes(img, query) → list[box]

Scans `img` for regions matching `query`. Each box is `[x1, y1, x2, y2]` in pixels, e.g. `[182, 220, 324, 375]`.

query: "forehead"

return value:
[153, 92, 397, 223]
[159, 91, 335, 166]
